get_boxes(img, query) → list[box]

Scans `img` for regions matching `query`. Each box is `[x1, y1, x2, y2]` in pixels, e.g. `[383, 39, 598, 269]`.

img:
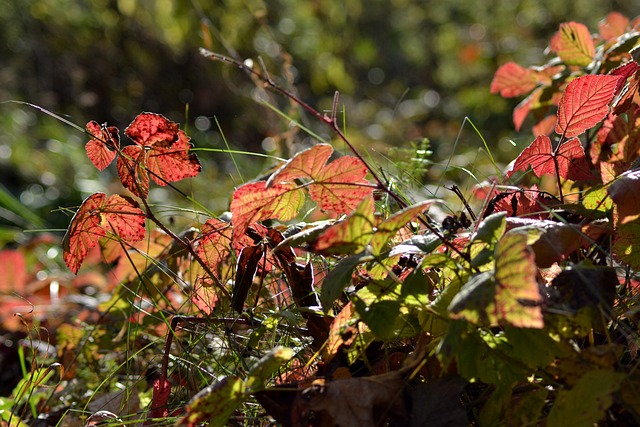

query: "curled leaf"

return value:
[85, 121, 120, 171]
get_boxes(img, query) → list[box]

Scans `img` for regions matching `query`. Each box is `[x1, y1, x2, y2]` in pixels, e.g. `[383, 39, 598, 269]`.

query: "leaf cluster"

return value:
[5, 11, 640, 427]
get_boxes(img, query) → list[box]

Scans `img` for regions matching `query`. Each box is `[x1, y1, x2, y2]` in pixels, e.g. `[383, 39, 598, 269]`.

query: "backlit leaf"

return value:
[547, 370, 625, 427]
[449, 232, 543, 328]
[118, 113, 201, 197]
[369, 199, 435, 255]
[507, 135, 594, 181]
[178, 376, 246, 427]
[555, 22, 595, 67]
[196, 218, 232, 275]
[309, 155, 372, 214]
[490, 62, 537, 98]
[268, 144, 373, 215]
[117, 145, 149, 198]
[556, 75, 623, 138]
[267, 143, 333, 185]
[63, 192, 146, 274]
[101, 194, 146, 242]
[63, 193, 107, 274]
[230, 181, 304, 239]
[494, 231, 543, 328]
[310, 194, 375, 255]
[85, 121, 120, 171]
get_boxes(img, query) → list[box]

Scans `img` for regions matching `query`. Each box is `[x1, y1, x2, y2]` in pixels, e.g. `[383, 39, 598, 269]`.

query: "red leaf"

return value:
[0, 250, 27, 294]
[555, 75, 624, 138]
[63, 193, 107, 274]
[506, 135, 594, 181]
[85, 121, 120, 171]
[555, 22, 595, 67]
[118, 113, 201, 197]
[611, 62, 640, 114]
[490, 62, 537, 98]
[63, 192, 146, 274]
[117, 145, 149, 198]
[513, 94, 533, 131]
[102, 194, 146, 242]
[532, 115, 557, 137]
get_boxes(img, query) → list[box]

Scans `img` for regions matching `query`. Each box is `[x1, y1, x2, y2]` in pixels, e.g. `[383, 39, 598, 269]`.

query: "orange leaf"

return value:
[268, 143, 334, 184]
[310, 195, 374, 255]
[230, 181, 304, 239]
[599, 12, 629, 41]
[308, 156, 372, 214]
[85, 121, 120, 171]
[269, 144, 373, 214]
[555, 22, 595, 67]
[490, 62, 537, 98]
[555, 75, 623, 138]
[196, 218, 232, 276]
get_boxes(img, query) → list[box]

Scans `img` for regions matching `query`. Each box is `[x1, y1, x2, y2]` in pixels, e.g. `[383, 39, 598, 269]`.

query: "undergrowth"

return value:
[3, 11, 640, 427]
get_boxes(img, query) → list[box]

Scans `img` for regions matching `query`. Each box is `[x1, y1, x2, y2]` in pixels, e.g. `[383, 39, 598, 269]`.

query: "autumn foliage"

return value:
[6, 10, 640, 427]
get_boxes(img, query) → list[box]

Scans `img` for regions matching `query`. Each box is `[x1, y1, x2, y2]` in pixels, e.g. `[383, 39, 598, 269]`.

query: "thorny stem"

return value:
[138, 195, 233, 302]
[199, 48, 470, 262]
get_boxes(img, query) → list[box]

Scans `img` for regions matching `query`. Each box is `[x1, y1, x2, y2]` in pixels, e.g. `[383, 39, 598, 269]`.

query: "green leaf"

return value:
[472, 212, 507, 244]
[390, 233, 442, 256]
[509, 388, 549, 426]
[613, 221, 640, 269]
[503, 327, 568, 369]
[369, 200, 436, 255]
[469, 212, 506, 268]
[582, 185, 613, 213]
[245, 347, 294, 392]
[321, 253, 366, 311]
[354, 298, 402, 340]
[547, 370, 625, 427]
[448, 271, 496, 325]
[449, 231, 543, 328]
[179, 376, 246, 427]
[494, 231, 543, 328]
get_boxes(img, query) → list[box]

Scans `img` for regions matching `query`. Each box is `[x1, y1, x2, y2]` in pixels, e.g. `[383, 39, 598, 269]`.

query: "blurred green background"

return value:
[0, 0, 634, 244]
